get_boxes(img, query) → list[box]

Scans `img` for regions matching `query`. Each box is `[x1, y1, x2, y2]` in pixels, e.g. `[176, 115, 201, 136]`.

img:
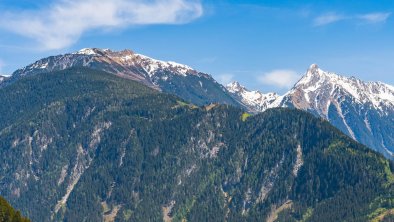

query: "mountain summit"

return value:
[226, 81, 279, 112]
[306, 63, 320, 74]
[286, 64, 394, 115]
[283, 65, 394, 158]
[12, 48, 199, 88]
[226, 64, 394, 158]
[7, 48, 239, 107]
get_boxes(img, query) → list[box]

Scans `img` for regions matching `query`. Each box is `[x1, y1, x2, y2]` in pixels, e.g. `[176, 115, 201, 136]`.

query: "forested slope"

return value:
[0, 68, 392, 221]
[0, 196, 30, 222]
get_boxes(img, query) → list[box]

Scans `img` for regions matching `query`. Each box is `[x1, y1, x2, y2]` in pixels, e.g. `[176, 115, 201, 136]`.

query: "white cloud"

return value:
[313, 12, 391, 26]
[0, 0, 203, 50]
[358, 12, 391, 23]
[313, 13, 346, 26]
[258, 70, 300, 88]
[216, 74, 234, 85]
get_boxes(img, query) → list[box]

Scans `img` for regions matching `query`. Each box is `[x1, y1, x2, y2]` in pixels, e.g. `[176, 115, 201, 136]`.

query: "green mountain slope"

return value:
[0, 196, 30, 222]
[5, 49, 241, 108]
[0, 68, 393, 221]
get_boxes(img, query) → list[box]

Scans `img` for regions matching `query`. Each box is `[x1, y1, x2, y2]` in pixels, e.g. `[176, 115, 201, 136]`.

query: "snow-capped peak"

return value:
[134, 54, 194, 77]
[10, 48, 209, 89]
[71, 48, 196, 77]
[75, 48, 102, 55]
[296, 64, 327, 86]
[226, 81, 279, 112]
[308, 63, 320, 74]
[278, 64, 394, 158]
[226, 81, 246, 93]
[289, 64, 394, 114]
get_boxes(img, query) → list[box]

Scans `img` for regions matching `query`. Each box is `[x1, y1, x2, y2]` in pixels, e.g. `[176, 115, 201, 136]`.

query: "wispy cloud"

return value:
[0, 0, 203, 50]
[216, 74, 234, 85]
[358, 12, 391, 23]
[314, 13, 346, 26]
[258, 70, 300, 88]
[313, 11, 391, 26]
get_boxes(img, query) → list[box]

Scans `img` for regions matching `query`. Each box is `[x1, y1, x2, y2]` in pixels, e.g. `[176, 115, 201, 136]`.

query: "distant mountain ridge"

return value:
[4, 48, 394, 159]
[226, 81, 279, 112]
[6, 48, 240, 107]
[280, 64, 394, 159]
[228, 64, 394, 159]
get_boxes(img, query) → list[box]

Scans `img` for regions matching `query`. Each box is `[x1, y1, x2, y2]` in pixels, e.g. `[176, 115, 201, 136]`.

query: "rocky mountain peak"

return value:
[75, 48, 136, 60]
[226, 81, 246, 93]
[75, 48, 108, 56]
[308, 63, 319, 73]
[226, 81, 279, 112]
[277, 65, 394, 158]
[293, 65, 394, 110]
[295, 63, 327, 86]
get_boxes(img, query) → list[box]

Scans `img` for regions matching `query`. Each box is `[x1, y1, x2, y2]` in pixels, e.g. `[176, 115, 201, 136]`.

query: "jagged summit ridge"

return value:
[227, 64, 394, 115]
[8, 48, 240, 107]
[75, 48, 195, 77]
[307, 63, 320, 75]
[226, 81, 279, 112]
[226, 65, 394, 159]
[75, 48, 107, 55]
[73, 48, 194, 77]
[279, 65, 394, 158]
[13, 48, 199, 79]
[226, 81, 245, 93]
[292, 65, 394, 112]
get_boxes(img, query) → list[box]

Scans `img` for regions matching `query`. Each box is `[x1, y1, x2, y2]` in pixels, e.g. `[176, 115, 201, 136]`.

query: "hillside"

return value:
[0, 196, 30, 222]
[7, 48, 394, 160]
[0, 68, 393, 221]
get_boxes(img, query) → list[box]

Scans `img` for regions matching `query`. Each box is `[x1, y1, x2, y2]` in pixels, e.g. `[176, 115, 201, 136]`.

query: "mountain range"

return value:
[0, 67, 393, 221]
[6, 48, 238, 107]
[1, 48, 394, 221]
[228, 64, 394, 159]
[3, 48, 393, 160]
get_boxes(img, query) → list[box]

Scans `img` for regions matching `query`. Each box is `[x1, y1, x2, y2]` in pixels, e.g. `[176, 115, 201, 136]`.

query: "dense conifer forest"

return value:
[0, 196, 30, 222]
[0, 68, 392, 221]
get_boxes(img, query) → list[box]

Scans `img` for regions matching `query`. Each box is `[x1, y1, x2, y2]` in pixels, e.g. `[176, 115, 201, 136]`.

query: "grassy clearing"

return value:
[241, 113, 252, 122]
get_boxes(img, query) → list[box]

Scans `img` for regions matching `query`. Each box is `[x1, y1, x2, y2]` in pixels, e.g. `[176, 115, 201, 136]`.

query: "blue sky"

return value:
[0, 0, 393, 93]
